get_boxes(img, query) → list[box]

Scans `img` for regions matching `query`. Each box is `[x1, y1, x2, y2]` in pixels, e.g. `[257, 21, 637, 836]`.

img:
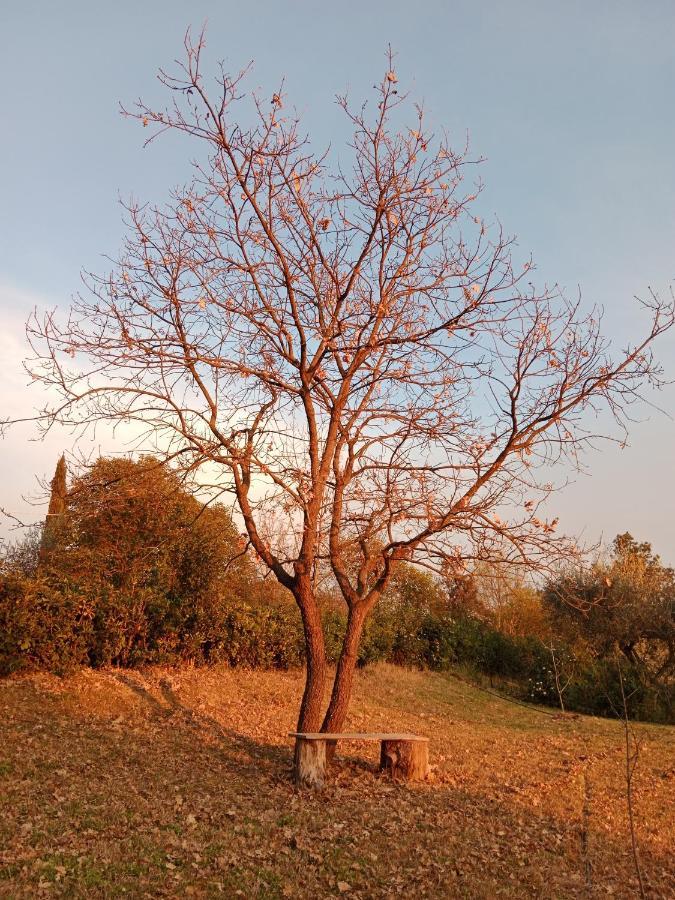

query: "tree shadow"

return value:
[157, 676, 291, 774]
[111, 671, 292, 779]
[114, 672, 172, 718]
[113, 672, 407, 782]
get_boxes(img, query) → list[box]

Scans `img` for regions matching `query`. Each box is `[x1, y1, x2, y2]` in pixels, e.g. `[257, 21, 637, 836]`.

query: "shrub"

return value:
[1, 568, 671, 722]
[0, 573, 92, 676]
[208, 603, 305, 669]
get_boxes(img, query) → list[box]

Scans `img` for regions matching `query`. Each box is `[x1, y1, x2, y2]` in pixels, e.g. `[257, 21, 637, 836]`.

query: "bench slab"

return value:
[289, 732, 428, 742]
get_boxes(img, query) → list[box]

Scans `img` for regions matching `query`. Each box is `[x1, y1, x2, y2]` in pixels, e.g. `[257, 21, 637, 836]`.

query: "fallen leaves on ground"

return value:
[0, 663, 673, 898]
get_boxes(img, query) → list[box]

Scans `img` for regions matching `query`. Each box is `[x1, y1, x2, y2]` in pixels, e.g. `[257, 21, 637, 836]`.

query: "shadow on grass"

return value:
[113, 673, 391, 785]
[113, 672, 292, 779]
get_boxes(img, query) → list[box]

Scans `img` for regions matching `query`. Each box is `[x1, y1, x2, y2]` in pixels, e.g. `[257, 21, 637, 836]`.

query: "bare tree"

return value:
[13, 32, 673, 766]
[548, 641, 574, 713]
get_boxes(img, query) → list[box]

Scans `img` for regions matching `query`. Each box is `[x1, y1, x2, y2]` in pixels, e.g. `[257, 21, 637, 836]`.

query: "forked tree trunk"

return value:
[295, 596, 327, 733]
[293, 586, 327, 779]
[321, 604, 369, 761]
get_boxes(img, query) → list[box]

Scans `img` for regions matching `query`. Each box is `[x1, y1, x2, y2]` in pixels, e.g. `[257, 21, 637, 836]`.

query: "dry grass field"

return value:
[0, 663, 673, 898]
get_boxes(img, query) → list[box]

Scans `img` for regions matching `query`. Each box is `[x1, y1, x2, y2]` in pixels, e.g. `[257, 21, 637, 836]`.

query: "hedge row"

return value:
[1, 572, 670, 723]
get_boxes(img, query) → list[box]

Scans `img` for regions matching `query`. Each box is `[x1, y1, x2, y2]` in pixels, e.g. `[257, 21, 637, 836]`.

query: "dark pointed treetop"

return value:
[46, 454, 67, 519]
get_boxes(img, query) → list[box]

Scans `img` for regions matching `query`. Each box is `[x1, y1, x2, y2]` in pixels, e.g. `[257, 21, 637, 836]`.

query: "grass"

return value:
[0, 662, 673, 898]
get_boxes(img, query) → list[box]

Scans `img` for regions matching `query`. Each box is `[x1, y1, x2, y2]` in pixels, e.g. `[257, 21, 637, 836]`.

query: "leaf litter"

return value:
[0, 663, 673, 897]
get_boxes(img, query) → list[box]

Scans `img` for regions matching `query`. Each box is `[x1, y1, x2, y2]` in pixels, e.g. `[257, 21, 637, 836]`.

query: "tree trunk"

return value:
[321, 603, 368, 761]
[294, 738, 327, 788]
[293, 584, 326, 787]
[292, 587, 327, 778]
[296, 596, 327, 732]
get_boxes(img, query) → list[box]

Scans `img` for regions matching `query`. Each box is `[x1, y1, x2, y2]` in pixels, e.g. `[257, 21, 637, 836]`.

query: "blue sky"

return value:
[1, 0, 674, 556]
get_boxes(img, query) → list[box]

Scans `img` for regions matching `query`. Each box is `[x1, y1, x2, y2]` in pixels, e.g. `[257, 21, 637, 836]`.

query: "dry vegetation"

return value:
[1, 663, 673, 898]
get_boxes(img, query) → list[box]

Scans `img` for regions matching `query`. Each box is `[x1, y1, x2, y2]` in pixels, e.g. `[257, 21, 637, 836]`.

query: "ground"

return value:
[0, 663, 673, 898]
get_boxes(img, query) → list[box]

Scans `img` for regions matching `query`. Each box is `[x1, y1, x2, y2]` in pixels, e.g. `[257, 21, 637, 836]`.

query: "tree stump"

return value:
[379, 738, 429, 781]
[294, 737, 327, 788]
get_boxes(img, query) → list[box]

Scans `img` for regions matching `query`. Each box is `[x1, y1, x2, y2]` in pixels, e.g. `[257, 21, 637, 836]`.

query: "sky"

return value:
[1, 0, 674, 557]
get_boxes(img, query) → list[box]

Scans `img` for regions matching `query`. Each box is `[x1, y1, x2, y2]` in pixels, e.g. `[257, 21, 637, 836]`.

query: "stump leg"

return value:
[294, 738, 327, 788]
[380, 740, 429, 781]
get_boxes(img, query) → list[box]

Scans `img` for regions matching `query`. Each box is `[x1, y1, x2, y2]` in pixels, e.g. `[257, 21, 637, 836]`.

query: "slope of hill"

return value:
[1, 664, 673, 898]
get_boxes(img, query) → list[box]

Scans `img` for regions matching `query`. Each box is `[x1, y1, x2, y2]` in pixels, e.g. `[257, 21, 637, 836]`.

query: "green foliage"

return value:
[0, 456, 258, 672]
[525, 653, 661, 720]
[40, 454, 69, 563]
[2, 491, 672, 724]
[0, 573, 91, 676]
[543, 533, 675, 717]
[207, 603, 304, 669]
[46, 455, 68, 518]
[50, 456, 252, 600]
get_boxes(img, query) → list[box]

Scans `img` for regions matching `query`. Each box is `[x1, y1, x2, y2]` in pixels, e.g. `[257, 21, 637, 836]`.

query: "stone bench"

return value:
[290, 732, 429, 788]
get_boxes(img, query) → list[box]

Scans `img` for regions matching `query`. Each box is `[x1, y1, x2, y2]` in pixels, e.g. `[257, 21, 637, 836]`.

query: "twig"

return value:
[580, 765, 593, 894]
[618, 664, 646, 899]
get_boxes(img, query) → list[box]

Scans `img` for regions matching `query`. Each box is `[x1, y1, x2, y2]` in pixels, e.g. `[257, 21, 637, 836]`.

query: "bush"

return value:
[86, 586, 166, 668]
[2, 517, 671, 723]
[0, 573, 92, 676]
[204, 603, 304, 669]
[0, 566, 307, 674]
[418, 616, 545, 680]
